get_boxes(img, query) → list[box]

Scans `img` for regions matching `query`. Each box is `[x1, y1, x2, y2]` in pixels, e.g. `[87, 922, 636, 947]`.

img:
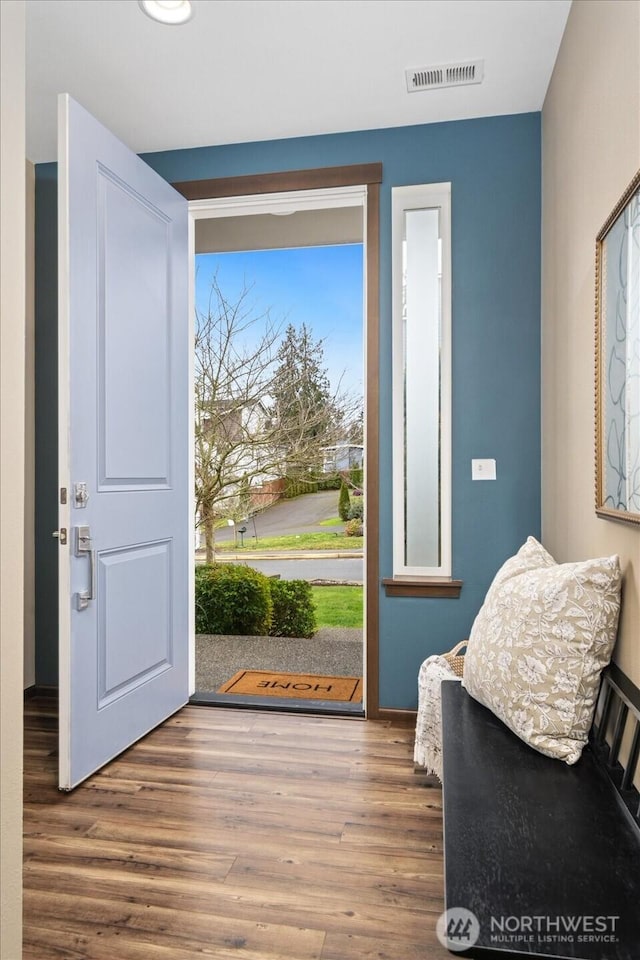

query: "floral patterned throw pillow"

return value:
[462, 537, 622, 764]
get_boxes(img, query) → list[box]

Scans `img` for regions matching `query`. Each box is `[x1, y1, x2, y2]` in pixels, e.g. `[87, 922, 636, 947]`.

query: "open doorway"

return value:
[189, 189, 366, 715]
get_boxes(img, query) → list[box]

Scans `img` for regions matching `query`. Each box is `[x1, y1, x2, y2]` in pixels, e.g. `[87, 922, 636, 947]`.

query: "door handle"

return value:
[74, 525, 95, 611]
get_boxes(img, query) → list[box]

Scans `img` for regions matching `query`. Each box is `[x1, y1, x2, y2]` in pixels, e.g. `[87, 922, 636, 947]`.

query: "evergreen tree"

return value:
[270, 323, 339, 468]
[338, 480, 351, 521]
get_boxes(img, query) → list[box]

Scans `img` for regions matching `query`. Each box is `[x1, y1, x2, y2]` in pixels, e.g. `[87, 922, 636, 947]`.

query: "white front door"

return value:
[57, 95, 190, 790]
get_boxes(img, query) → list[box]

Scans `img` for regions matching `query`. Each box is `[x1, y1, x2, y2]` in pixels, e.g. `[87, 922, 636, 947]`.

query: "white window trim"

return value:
[391, 182, 452, 579]
[189, 185, 367, 220]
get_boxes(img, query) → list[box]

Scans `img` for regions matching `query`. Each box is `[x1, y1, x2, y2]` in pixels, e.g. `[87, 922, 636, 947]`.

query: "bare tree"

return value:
[195, 276, 277, 562]
[347, 406, 364, 446]
[195, 276, 360, 562]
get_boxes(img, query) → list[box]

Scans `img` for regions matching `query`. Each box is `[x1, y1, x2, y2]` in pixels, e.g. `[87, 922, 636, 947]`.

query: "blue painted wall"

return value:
[35, 113, 541, 706]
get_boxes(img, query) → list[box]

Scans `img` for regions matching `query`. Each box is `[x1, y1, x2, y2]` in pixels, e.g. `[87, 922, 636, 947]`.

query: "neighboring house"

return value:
[201, 395, 272, 437]
[322, 443, 364, 473]
[195, 396, 281, 547]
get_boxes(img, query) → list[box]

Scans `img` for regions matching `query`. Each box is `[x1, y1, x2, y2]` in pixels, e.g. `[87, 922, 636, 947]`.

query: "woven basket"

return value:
[442, 640, 467, 678]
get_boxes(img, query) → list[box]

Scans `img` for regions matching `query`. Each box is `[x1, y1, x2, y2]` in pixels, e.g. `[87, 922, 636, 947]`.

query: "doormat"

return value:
[218, 669, 362, 702]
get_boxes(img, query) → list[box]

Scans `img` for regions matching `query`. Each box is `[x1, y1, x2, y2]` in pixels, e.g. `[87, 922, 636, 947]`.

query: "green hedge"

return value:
[269, 579, 317, 638]
[316, 474, 342, 491]
[195, 563, 272, 635]
[196, 564, 317, 638]
[349, 466, 363, 487]
[282, 476, 318, 499]
[282, 474, 342, 498]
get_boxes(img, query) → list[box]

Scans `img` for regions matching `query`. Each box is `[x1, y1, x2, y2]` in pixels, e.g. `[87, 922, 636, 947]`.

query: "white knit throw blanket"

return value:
[413, 655, 461, 781]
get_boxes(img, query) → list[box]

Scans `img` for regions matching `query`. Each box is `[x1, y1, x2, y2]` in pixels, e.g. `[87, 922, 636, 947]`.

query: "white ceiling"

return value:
[25, 0, 571, 164]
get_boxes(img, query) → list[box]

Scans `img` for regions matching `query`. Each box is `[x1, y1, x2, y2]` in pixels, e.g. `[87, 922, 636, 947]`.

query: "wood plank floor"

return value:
[23, 697, 450, 960]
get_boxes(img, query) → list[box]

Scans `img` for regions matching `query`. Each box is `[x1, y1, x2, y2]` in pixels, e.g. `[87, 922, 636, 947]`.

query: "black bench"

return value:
[441, 665, 640, 959]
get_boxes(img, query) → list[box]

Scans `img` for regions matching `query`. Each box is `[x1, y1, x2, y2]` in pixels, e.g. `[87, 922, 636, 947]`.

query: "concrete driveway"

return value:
[214, 489, 344, 544]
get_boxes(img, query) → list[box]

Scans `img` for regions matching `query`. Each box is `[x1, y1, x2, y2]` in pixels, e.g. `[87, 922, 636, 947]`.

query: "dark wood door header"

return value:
[173, 163, 383, 200]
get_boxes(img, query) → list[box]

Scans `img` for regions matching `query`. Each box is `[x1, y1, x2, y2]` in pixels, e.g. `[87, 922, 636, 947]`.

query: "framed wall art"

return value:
[595, 168, 640, 524]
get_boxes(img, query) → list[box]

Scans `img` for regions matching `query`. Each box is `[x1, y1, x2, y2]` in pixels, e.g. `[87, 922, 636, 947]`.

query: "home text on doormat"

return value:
[218, 670, 362, 702]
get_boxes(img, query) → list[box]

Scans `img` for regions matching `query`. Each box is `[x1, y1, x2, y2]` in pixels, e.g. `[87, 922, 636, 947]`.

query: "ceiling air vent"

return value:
[406, 60, 484, 93]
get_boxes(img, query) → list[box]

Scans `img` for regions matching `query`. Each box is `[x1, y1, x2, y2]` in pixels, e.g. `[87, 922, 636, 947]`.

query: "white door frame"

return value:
[187, 185, 368, 707]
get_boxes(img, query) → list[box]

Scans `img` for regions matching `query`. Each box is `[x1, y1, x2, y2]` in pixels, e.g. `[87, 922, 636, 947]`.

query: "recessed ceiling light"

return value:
[138, 1, 194, 26]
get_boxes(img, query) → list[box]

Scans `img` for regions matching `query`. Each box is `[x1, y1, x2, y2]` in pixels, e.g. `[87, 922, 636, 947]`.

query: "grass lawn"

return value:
[318, 517, 343, 527]
[215, 532, 363, 552]
[312, 585, 363, 629]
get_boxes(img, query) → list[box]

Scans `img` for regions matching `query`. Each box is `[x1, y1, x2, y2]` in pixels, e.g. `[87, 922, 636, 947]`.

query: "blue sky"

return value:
[195, 244, 364, 396]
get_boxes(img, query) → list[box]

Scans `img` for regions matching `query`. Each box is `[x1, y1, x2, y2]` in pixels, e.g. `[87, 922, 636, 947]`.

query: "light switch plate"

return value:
[472, 458, 496, 480]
